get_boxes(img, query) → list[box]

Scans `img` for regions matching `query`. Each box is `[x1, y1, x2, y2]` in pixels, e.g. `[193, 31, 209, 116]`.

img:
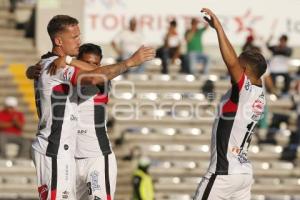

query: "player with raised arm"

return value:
[30, 15, 154, 200]
[193, 8, 267, 200]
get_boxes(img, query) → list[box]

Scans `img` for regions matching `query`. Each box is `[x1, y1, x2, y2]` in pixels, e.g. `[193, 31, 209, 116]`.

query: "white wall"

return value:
[83, 0, 300, 47]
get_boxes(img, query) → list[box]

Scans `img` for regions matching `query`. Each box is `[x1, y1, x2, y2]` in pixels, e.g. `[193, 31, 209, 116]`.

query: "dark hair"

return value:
[170, 20, 177, 27]
[191, 18, 198, 24]
[280, 34, 288, 42]
[239, 50, 267, 78]
[47, 15, 78, 42]
[78, 43, 103, 60]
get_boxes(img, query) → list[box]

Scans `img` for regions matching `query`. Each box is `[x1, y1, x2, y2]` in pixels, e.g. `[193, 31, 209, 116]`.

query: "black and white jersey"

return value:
[32, 53, 79, 157]
[75, 83, 112, 158]
[208, 74, 265, 175]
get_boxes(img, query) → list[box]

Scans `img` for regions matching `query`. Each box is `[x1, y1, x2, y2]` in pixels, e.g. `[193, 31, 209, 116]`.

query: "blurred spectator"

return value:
[132, 157, 154, 200]
[266, 34, 293, 96]
[0, 97, 29, 158]
[281, 80, 300, 162]
[156, 20, 186, 74]
[185, 18, 209, 74]
[9, 0, 18, 13]
[111, 17, 145, 73]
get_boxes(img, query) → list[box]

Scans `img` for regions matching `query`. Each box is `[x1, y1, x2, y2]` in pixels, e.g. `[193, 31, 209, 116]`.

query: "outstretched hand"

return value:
[126, 46, 156, 68]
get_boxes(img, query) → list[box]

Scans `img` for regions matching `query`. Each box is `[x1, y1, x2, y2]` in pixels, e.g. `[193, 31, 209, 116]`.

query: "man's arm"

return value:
[72, 46, 155, 85]
[201, 8, 243, 83]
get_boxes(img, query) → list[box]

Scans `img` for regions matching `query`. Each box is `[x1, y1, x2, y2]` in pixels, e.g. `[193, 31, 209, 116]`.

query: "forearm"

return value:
[79, 60, 129, 85]
[215, 24, 239, 69]
[70, 59, 97, 71]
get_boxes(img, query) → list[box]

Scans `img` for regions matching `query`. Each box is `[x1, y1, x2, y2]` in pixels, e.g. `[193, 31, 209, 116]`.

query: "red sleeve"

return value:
[237, 73, 246, 92]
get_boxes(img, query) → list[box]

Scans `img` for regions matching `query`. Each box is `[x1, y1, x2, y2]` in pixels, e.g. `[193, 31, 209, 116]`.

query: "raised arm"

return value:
[73, 46, 155, 85]
[201, 8, 243, 83]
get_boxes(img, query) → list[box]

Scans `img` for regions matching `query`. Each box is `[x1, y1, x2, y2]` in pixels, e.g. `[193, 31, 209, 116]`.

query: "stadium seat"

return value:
[251, 194, 266, 200]
[166, 194, 191, 200]
[271, 161, 294, 170]
[158, 127, 177, 136]
[256, 177, 281, 185]
[281, 178, 300, 186]
[164, 144, 186, 152]
[157, 177, 181, 184]
[136, 92, 159, 101]
[266, 195, 292, 200]
[13, 159, 34, 168]
[184, 92, 206, 101]
[172, 161, 197, 169]
[182, 177, 202, 184]
[161, 92, 182, 100]
[175, 74, 196, 82]
[127, 74, 149, 81]
[151, 74, 171, 81]
[3, 175, 29, 184]
[179, 127, 203, 136]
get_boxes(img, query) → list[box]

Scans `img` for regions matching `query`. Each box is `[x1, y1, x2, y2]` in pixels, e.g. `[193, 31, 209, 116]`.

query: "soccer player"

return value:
[74, 43, 116, 200]
[31, 15, 154, 200]
[193, 9, 267, 200]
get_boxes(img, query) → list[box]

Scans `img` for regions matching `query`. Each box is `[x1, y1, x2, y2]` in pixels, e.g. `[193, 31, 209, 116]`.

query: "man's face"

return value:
[80, 53, 101, 66]
[57, 25, 81, 56]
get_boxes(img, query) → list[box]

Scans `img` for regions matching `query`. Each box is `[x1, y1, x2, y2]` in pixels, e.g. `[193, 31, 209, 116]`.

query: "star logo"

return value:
[234, 9, 262, 35]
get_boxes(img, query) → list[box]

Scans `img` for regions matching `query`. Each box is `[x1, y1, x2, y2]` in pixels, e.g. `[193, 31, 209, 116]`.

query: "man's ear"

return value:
[54, 36, 63, 47]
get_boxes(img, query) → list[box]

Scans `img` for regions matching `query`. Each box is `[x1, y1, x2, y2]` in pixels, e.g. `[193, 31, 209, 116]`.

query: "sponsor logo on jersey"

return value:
[245, 80, 251, 91]
[90, 171, 101, 192]
[62, 190, 69, 199]
[77, 129, 87, 135]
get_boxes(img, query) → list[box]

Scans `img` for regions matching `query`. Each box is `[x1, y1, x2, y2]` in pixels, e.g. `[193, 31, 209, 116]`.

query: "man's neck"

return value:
[52, 46, 66, 56]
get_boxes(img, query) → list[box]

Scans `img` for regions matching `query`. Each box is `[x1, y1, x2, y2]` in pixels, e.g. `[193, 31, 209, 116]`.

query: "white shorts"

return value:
[32, 149, 76, 200]
[193, 172, 253, 200]
[76, 153, 117, 200]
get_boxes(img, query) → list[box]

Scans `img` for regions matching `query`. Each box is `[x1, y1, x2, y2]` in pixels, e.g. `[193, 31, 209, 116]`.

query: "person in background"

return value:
[111, 17, 145, 73]
[266, 34, 293, 96]
[0, 96, 29, 158]
[156, 20, 186, 74]
[185, 17, 209, 74]
[133, 157, 154, 200]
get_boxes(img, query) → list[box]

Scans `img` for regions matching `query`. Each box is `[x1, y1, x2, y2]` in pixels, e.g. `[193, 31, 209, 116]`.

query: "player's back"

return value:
[32, 53, 78, 157]
[208, 74, 265, 175]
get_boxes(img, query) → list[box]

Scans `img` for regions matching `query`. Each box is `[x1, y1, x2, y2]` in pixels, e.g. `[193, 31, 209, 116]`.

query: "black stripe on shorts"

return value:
[202, 174, 217, 200]
[104, 155, 111, 200]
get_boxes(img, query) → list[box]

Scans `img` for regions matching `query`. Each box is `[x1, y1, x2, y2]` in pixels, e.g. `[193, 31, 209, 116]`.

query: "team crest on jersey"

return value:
[63, 68, 74, 81]
[252, 93, 265, 116]
[252, 99, 264, 115]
